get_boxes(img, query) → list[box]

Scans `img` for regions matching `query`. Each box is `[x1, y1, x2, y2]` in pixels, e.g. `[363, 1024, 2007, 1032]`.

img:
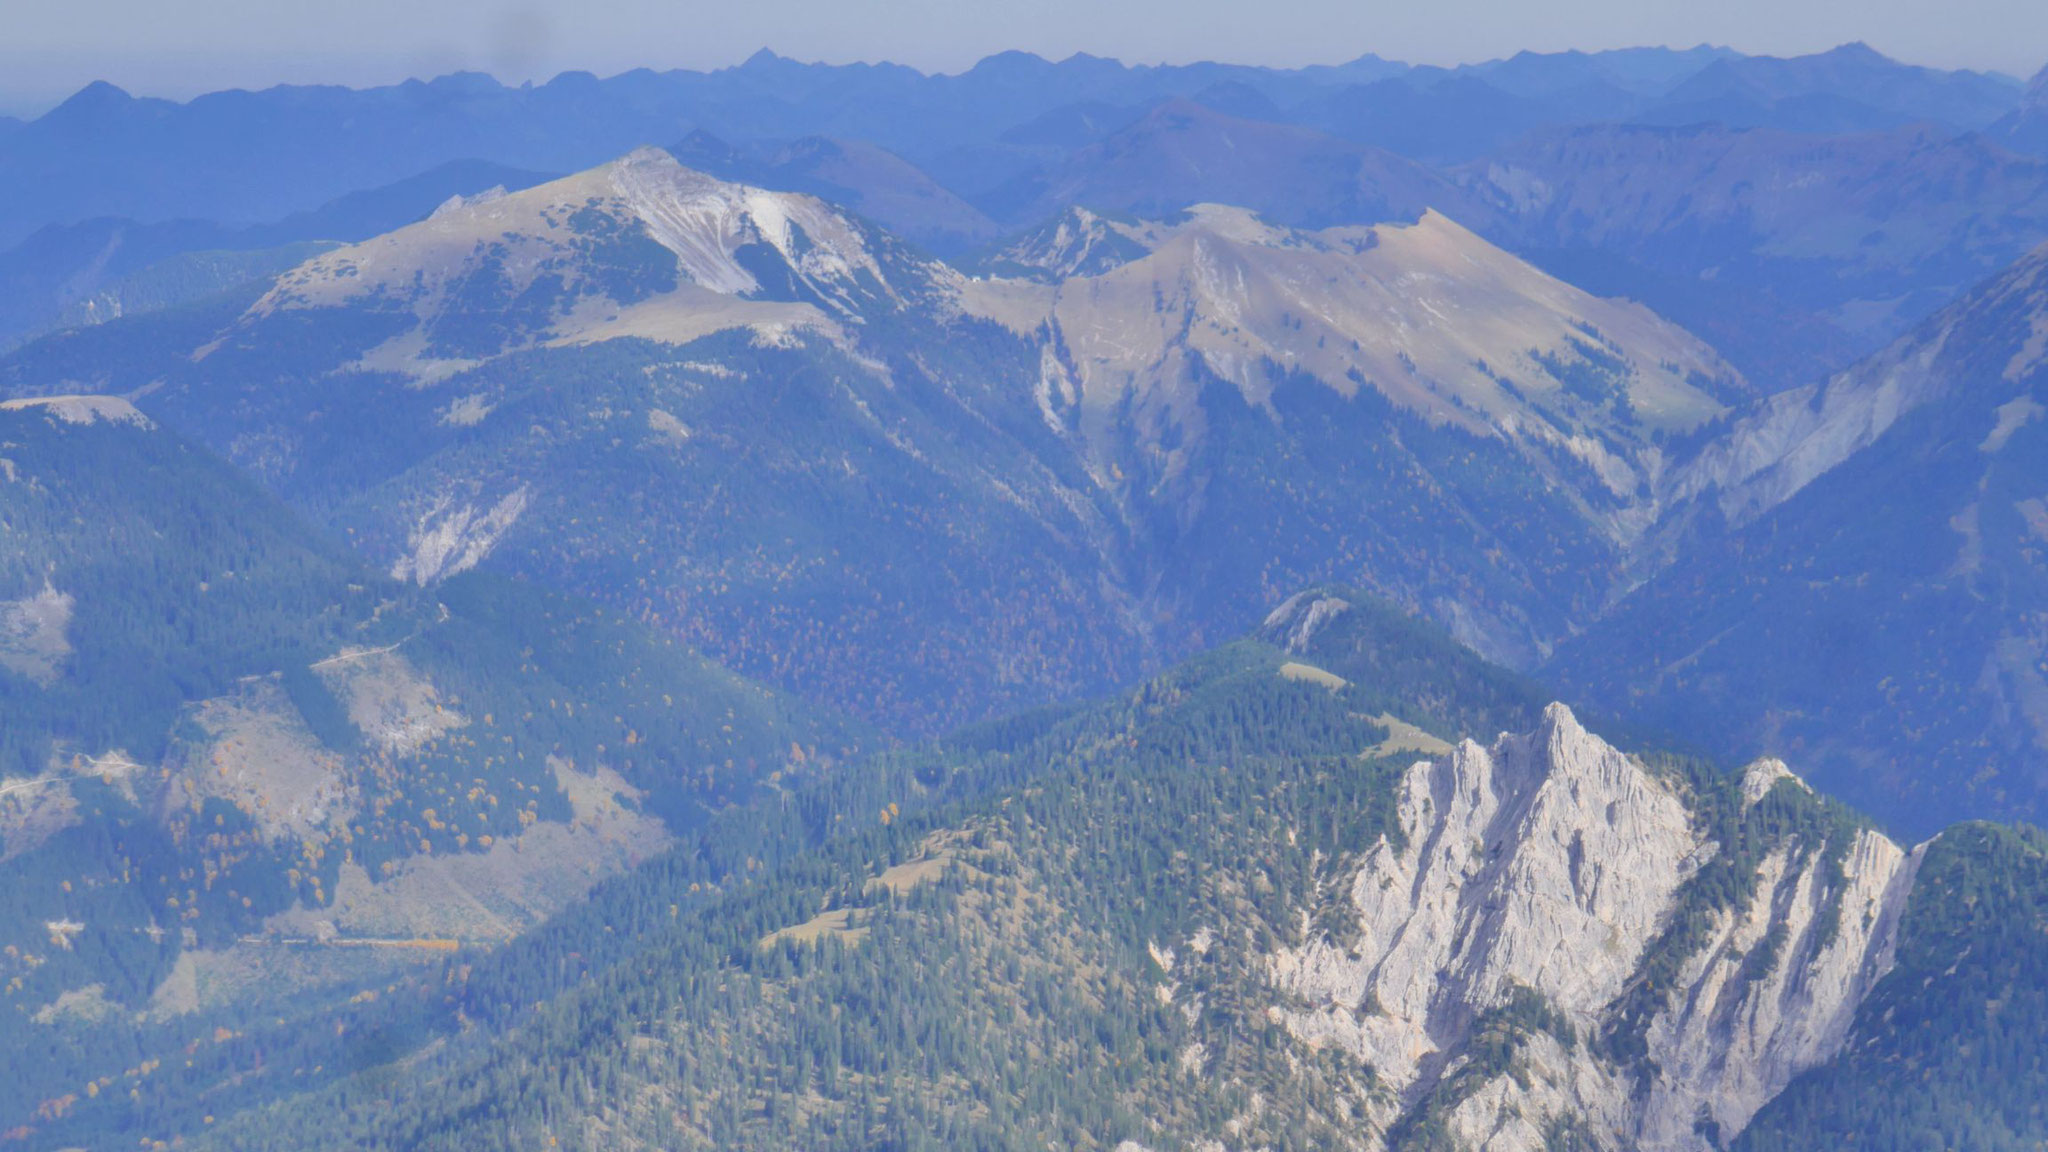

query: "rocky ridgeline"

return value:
[1264, 703, 1921, 1151]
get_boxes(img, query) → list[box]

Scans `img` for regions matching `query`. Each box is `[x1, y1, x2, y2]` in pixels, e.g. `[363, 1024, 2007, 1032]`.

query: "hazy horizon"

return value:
[2, 0, 2043, 119]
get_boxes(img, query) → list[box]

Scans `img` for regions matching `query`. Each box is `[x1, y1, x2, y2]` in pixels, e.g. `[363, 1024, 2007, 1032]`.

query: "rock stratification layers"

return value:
[1269, 704, 1921, 1151]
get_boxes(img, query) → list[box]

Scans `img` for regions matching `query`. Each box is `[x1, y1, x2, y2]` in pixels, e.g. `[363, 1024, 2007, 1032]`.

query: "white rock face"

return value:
[1660, 341, 1947, 529]
[391, 485, 531, 585]
[608, 147, 894, 313]
[1738, 758, 1804, 807]
[1272, 705, 1696, 1091]
[1266, 704, 1919, 1151]
[1263, 590, 1353, 654]
[0, 582, 74, 684]
[0, 394, 154, 428]
[1635, 830, 1921, 1149]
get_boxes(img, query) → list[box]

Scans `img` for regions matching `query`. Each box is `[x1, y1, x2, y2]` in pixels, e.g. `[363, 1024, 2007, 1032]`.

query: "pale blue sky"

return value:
[2, 0, 2042, 116]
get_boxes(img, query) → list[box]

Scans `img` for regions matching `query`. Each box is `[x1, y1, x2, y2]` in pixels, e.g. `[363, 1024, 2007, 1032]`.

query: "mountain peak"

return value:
[598, 147, 895, 302]
[244, 146, 914, 374]
[1823, 40, 1889, 62]
[741, 47, 786, 67]
[1531, 700, 1607, 774]
[1537, 698, 1584, 735]
[45, 79, 135, 120]
[1740, 757, 1812, 807]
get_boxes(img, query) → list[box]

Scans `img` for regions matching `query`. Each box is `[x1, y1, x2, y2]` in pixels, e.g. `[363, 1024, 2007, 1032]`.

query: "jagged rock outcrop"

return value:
[1267, 704, 1921, 1151]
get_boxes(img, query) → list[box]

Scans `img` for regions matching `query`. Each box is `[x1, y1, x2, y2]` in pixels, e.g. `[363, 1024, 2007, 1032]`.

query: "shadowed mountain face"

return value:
[1633, 42, 2022, 134]
[1994, 63, 2048, 156]
[1296, 74, 1564, 165]
[0, 151, 1742, 731]
[1466, 122, 2048, 387]
[984, 98, 1498, 230]
[665, 132, 1001, 254]
[1553, 240, 2048, 837]
[0, 159, 556, 348]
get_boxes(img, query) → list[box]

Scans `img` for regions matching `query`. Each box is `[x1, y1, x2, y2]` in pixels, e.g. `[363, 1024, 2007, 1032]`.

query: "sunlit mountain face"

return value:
[3, 40, 2048, 1152]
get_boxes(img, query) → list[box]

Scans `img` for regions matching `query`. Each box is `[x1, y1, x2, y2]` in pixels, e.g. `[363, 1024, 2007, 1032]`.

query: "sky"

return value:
[2, 0, 2044, 117]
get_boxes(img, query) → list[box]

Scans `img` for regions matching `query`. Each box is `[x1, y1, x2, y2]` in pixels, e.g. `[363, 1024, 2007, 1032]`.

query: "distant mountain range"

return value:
[7, 47, 2048, 1151]
[1471, 121, 2048, 385]
[0, 43, 2020, 251]
[0, 150, 1747, 730]
[4, 43, 2041, 393]
[0, 159, 555, 347]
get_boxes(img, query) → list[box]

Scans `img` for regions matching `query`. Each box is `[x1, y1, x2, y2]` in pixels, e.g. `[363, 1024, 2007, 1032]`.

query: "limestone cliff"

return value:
[1264, 704, 1920, 1151]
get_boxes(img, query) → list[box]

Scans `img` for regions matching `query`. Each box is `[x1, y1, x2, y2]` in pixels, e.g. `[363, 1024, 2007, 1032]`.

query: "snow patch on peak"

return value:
[606, 148, 892, 310]
[0, 395, 154, 429]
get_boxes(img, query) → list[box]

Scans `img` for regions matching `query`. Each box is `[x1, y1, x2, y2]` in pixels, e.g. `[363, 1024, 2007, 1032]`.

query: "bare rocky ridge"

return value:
[1661, 237, 2048, 530]
[1264, 704, 1920, 1151]
[964, 205, 1740, 533]
[245, 148, 928, 380]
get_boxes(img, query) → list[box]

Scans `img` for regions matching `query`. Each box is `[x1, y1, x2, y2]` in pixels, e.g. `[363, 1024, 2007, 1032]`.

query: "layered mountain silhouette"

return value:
[6, 45, 2048, 1152]
[2, 150, 1745, 730]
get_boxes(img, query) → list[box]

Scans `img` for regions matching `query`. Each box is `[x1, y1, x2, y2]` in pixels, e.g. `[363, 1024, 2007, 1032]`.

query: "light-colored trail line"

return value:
[0, 753, 147, 796]
[309, 633, 416, 670]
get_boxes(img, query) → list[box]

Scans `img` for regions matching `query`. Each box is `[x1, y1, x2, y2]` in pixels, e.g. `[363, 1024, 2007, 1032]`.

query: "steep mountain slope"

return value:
[39, 592, 2041, 1152]
[1470, 123, 2048, 385]
[0, 395, 858, 1029]
[962, 204, 1745, 663]
[1737, 822, 2048, 1151]
[0, 151, 1749, 730]
[1552, 240, 2048, 836]
[4, 151, 1133, 733]
[1992, 63, 2048, 157]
